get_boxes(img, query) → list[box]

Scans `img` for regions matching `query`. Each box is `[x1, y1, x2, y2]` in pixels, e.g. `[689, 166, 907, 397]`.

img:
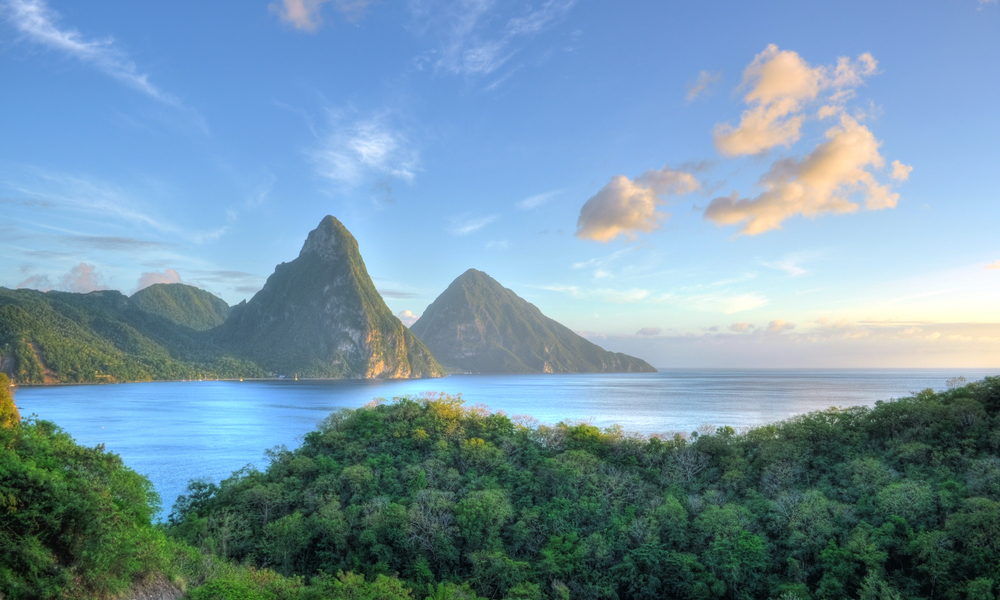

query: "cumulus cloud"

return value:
[310, 113, 418, 188]
[576, 166, 700, 242]
[705, 115, 902, 235]
[891, 160, 913, 181]
[59, 263, 107, 293]
[713, 45, 876, 157]
[136, 269, 182, 292]
[636, 327, 662, 337]
[729, 322, 755, 333]
[983, 260, 1000, 270]
[270, 0, 372, 31]
[2, 0, 178, 104]
[397, 310, 419, 327]
[767, 319, 796, 333]
[16, 273, 52, 291]
[686, 70, 721, 101]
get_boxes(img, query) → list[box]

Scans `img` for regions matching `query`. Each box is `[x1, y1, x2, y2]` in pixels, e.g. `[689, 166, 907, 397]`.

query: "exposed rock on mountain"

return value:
[214, 216, 444, 378]
[410, 268, 657, 374]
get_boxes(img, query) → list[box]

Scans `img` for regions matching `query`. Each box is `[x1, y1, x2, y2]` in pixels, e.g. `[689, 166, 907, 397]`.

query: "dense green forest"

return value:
[0, 286, 264, 384]
[165, 377, 1000, 600]
[6, 377, 1000, 599]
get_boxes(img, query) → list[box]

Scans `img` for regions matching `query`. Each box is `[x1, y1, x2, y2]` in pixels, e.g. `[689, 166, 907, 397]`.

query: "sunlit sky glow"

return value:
[1, 0, 998, 368]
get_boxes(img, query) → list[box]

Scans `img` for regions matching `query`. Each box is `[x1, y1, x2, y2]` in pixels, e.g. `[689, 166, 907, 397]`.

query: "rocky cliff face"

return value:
[215, 216, 444, 378]
[410, 269, 657, 374]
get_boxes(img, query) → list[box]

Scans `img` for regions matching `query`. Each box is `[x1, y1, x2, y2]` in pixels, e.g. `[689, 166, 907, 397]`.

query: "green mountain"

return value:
[410, 268, 657, 373]
[214, 216, 444, 378]
[0, 287, 262, 384]
[131, 282, 230, 331]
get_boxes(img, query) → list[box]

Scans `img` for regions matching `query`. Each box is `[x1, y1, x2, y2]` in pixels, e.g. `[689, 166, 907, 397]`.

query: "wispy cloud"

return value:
[449, 213, 499, 235]
[657, 291, 769, 314]
[686, 70, 721, 102]
[270, 0, 373, 32]
[309, 111, 418, 188]
[542, 284, 650, 304]
[411, 0, 577, 77]
[983, 260, 1000, 271]
[2, 0, 179, 104]
[516, 188, 564, 210]
[762, 254, 809, 276]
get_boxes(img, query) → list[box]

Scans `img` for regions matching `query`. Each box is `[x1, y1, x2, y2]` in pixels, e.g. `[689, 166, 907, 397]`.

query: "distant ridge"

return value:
[214, 216, 444, 379]
[131, 283, 230, 331]
[410, 268, 656, 374]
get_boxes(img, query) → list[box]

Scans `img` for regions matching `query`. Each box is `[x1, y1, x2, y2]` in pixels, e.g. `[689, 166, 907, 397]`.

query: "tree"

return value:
[0, 373, 19, 429]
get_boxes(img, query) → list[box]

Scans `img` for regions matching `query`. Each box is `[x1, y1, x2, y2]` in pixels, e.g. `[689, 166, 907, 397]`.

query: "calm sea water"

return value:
[12, 369, 997, 518]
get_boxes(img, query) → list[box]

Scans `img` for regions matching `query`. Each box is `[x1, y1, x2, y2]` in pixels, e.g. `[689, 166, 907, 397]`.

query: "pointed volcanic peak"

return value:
[215, 216, 444, 378]
[410, 269, 657, 374]
[130, 283, 230, 331]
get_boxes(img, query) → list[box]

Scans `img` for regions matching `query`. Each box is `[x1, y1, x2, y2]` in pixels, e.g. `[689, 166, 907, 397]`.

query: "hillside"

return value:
[213, 216, 444, 378]
[131, 283, 230, 331]
[167, 377, 1000, 600]
[0, 286, 262, 384]
[410, 268, 656, 373]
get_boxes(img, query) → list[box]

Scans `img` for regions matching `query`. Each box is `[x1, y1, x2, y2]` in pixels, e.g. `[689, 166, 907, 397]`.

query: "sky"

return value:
[1, 0, 999, 368]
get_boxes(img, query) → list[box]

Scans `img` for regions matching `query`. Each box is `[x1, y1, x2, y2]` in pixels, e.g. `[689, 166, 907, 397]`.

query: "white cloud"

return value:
[270, 0, 372, 31]
[891, 160, 913, 181]
[705, 115, 902, 235]
[729, 322, 754, 333]
[516, 188, 564, 210]
[397, 309, 419, 327]
[310, 113, 418, 188]
[59, 262, 106, 293]
[686, 70, 721, 102]
[2, 0, 178, 104]
[16, 273, 52, 291]
[412, 0, 577, 77]
[767, 319, 796, 333]
[763, 256, 808, 276]
[136, 269, 182, 292]
[576, 166, 700, 242]
[636, 327, 662, 337]
[713, 45, 877, 157]
[449, 214, 499, 235]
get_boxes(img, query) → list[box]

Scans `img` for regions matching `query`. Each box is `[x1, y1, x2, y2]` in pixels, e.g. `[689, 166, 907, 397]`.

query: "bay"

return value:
[12, 368, 997, 519]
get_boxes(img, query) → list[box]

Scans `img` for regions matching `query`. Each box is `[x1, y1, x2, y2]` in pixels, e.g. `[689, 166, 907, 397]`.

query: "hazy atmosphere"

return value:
[2, 0, 998, 367]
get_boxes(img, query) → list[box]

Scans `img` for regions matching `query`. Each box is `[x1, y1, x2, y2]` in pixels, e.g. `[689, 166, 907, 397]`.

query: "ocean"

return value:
[12, 368, 996, 519]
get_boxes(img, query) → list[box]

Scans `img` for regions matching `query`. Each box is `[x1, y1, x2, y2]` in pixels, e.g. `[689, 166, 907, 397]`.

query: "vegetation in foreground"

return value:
[166, 377, 1000, 600]
[5, 376, 1000, 599]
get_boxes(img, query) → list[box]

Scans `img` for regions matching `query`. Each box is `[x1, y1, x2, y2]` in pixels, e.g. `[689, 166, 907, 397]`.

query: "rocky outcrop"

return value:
[214, 216, 444, 378]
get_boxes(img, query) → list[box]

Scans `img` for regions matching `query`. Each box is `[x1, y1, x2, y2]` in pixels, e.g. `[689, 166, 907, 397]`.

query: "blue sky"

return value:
[1, 0, 999, 367]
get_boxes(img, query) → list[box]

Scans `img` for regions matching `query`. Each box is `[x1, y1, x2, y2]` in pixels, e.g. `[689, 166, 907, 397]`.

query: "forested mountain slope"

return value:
[168, 378, 1000, 600]
[0, 286, 262, 383]
[131, 283, 231, 331]
[411, 269, 655, 374]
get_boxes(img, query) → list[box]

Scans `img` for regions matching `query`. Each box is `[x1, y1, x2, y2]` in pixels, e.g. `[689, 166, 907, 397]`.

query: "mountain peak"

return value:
[411, 269, 656, 374]
[299, 215, 356, 262]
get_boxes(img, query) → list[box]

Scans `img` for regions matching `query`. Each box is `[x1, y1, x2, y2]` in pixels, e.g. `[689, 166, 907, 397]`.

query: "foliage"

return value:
[0, 286, 265, 384]
[131, 283, 231, 331]
[0, 373, 19, 429]
[167, 377, 1000, 599]
[410, 269, 656, 374]
[0, 413, 170, 598]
